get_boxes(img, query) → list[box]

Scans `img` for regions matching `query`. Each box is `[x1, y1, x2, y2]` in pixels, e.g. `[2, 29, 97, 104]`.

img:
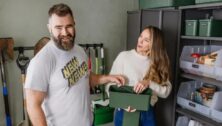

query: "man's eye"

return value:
[67, 25, 73, 28]
[55, 27, 62, 30]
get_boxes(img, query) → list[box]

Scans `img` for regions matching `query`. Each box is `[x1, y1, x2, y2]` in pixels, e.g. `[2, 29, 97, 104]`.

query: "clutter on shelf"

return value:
[177, 81, 222, 123]
[192, 50, 220, 66]
[180, 45, 222, 80]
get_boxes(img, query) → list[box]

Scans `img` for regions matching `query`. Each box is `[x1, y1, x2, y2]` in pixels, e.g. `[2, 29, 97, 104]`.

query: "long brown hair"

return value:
[143, 26, 170, 85]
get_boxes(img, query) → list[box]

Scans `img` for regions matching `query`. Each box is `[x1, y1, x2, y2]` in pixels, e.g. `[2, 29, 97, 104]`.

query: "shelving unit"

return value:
[174, 2, 222, 126]
[181, 73, 222, 87]
[128, 2, 222, 126]
[179, 2, 222, 9]
[181, 35, 222, 41]
[176, 108, 222, 126]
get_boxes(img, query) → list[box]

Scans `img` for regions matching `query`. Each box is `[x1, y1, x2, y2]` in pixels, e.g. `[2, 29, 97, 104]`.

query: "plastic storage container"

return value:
[196, 0, 222, 4]
[176, 116, 189, 126]
[109, 85, 152, 126]
[199, 19, 222, 37]
[139, 0, 195, 9]
[185, 20, 198, 36]
[211, 109, 222, 122]
[177, 81, 222, 122]
[177, 81, 211, 116]
[109, 86, 152, 111]
[180, 45, 222, 80]
[210, 91, 222, 122]
[93, 105, 114, 125]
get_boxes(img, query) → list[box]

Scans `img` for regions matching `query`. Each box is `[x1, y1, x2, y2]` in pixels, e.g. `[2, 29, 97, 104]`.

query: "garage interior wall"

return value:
[0, 0, 138, 125]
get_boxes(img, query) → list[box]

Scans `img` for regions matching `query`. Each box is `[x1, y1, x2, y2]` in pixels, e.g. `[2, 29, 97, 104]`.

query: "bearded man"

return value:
[25, 3, 125, 126]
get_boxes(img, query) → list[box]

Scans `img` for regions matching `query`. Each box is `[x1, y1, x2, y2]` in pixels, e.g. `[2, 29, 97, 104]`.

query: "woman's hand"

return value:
[133, 80, 150, 94]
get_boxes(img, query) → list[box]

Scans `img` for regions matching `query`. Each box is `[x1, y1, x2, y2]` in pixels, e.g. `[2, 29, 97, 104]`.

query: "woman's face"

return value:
[136, 29, 152, 56]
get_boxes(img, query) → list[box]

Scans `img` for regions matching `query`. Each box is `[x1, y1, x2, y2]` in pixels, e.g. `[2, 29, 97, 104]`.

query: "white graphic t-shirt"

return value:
[25, 41, 91, 126]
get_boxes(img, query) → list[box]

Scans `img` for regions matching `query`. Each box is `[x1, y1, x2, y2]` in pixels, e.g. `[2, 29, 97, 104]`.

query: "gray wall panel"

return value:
[127, 11, 141, 50]
[0, 0, 139, 125]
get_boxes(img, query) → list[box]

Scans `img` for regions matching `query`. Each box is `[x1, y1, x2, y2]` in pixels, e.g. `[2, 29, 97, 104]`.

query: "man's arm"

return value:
[26, 89, 47, 126]
[89, 72, 125, 87]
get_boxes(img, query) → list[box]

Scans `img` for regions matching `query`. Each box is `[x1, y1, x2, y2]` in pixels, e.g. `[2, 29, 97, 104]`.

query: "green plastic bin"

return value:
[196, 0, 222, 4]
[139, 0, 195, 9]
[185, 20, 198, 36]
[199, 19, 222, 37]
[93, 104, 114, 126]
[109, 85, 152, 126]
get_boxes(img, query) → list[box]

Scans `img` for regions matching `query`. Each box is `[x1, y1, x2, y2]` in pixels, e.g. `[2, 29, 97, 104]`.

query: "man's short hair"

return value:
[48, 3, 73, 18]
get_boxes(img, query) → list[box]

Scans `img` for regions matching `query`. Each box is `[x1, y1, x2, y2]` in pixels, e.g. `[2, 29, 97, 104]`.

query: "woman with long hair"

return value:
[108, 26, 172, 126]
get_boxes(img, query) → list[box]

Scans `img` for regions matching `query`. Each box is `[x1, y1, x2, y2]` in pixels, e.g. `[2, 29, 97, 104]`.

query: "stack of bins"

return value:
[196, 0, 222, 4]
[177, 81, 222, 123]
[180, 45, 222, 80]
[198, 19, 222, 37]
[185, 20, 199, 36]
[139, 0, 195, 9]
[177, 81, 211, 117]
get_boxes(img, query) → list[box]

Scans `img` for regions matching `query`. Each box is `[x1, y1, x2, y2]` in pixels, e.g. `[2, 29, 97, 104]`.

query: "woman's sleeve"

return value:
[109, 53, 124, 75]
[105, 52, 124, 96]
[149, 80, 172, 98]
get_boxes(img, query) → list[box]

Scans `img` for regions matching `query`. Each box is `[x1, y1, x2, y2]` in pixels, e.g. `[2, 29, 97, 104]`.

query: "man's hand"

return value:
[133, 80, 150, 94]
[107, 75, 125, 87]
[90, 73, 126, 87]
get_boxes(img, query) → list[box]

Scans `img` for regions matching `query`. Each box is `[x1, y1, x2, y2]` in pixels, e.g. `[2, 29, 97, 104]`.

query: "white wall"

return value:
[0, 0, 138, 125]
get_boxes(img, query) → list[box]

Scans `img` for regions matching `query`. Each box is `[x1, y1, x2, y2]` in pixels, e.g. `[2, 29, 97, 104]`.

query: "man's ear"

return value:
[47, 23, 51, 33]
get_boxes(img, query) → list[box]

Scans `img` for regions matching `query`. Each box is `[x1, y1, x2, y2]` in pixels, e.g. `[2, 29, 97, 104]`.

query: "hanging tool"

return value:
[0, 38, 14, 59]
[16, 47, 31, 126]
[94, 45, 99, 74]
[0, 52, 12, 126]
[94, 45, 101, 94]
[86, 45, 95, 94]
[0, 38, 14, 126]
[87, 45, 92, 73]
[99, 44, 106, 101]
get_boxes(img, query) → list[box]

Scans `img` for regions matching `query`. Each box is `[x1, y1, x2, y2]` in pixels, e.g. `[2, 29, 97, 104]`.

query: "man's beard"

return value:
[52, 33, 75, 51]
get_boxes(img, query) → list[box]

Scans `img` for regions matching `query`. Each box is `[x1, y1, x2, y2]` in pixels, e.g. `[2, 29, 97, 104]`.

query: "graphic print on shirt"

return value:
[61, 57, 88, 87]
